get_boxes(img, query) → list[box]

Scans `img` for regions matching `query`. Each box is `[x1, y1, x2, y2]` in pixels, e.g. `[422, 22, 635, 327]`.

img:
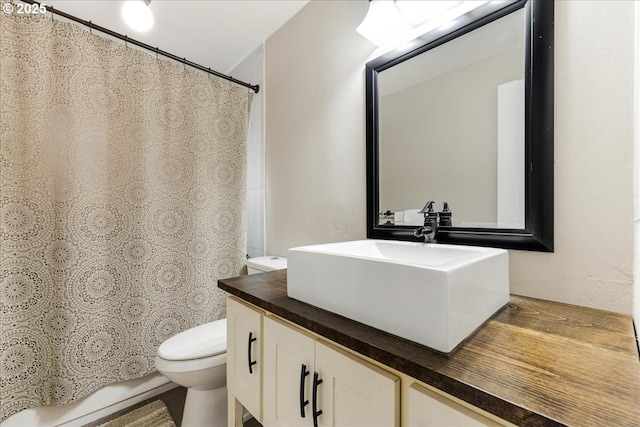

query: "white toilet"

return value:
[246, 255, 287, 275]
[155, 256, 287, 427]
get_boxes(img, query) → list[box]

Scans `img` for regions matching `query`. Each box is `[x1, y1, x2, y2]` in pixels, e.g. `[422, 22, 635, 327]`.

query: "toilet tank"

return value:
[247, 256, 287, 275]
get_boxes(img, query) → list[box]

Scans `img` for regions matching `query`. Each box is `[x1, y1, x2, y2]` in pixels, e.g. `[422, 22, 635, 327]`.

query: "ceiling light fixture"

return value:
[356, 1, 412, 46]
[357, 0, 489, 47]
[121, 0, 154, 33]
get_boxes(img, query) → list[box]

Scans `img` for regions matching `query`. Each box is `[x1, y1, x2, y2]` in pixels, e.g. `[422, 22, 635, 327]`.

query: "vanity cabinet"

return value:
[226, 296, 507, 427]
[263, 315, 399, 427]
[221, 271, 640, 427]
[227, 296, 263, 423]
[408, 383, 503, 427]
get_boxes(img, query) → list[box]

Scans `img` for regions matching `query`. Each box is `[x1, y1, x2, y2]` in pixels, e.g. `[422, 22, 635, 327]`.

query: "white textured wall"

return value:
[265, 1, 635, 314]
[634, 2, 640, 325]
[509, 1, 634, 314]
[231, 45, 266, 258]
[265, 1, 373, 255]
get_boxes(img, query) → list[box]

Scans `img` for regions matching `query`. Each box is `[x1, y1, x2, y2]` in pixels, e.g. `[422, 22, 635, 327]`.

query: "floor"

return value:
[244, 417, 262, 427]
[84, 386, 262, 427]
[83, 386, 187, 427]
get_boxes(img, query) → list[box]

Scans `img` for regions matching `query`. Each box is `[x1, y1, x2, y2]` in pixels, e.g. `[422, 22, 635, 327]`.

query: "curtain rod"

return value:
[19, 0, 260, 93]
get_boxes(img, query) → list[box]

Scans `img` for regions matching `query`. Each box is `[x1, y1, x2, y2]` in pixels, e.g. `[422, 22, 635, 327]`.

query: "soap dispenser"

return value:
[439, 202, 452, 227]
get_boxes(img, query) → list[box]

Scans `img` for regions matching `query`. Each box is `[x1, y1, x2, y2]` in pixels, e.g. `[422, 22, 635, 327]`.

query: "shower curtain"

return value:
[0, 13, 252, 421]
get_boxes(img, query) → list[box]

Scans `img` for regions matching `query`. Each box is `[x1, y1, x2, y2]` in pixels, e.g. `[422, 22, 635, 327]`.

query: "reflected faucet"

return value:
[414, 201, 438, 243]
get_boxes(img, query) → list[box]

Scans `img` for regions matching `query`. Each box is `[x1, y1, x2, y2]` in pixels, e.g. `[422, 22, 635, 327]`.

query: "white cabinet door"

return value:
[227, 296, 262, 421]
[408, 383, 503, 427]
[263, 316, 316, 427]
[315, 341, 399, 427]
[263, 317, 399, 427]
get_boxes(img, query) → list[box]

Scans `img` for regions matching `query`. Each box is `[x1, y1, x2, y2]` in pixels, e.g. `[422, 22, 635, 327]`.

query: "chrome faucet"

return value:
[414, 201, 438, 243]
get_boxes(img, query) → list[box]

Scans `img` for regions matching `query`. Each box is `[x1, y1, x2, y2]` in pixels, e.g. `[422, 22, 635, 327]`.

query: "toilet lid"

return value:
[157, 318, 227, 361]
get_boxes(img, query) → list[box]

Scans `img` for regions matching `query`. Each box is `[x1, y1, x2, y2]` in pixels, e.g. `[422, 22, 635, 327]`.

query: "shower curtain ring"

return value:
[125, 35, 128, 48]
[155, 47, 159, 60]
[89, 21, 92, 35]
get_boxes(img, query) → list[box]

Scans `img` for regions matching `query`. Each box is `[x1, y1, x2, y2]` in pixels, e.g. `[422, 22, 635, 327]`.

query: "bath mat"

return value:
[97, 400, 176, 427]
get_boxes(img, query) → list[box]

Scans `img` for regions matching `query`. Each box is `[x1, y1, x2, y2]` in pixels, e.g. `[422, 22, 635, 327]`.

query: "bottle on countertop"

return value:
[439, 202, 452, 227]
[379, 210, 394, 224]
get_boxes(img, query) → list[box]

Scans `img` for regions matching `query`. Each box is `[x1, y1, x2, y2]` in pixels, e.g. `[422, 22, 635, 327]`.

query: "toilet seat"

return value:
[158, 318, 226, 361]
[155, 351, 227, 374]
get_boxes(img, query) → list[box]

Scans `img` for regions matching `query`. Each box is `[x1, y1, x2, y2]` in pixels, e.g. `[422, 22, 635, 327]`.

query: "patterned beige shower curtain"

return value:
[0, 13, 252, 421]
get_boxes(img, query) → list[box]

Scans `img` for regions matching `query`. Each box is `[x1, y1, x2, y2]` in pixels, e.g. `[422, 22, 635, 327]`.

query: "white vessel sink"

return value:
[287, 240, 509, 353]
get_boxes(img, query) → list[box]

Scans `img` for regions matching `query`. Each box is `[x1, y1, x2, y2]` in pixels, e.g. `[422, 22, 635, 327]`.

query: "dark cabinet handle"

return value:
[247, 332, 257, 374]
[299, 364, 310, 418]
[312, 372, 323, 427]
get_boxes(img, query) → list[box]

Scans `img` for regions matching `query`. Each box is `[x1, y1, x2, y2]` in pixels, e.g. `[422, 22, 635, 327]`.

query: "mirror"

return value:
[379, 8, 526, 229]
[366, 0, 554, 252]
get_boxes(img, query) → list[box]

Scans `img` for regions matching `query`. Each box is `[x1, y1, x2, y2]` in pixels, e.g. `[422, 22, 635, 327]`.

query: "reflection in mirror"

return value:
[378, 9, 525, 228]
[366, 0, 554, 252]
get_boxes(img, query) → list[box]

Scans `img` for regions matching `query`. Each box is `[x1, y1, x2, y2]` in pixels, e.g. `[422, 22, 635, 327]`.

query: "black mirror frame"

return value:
[366, 0, 554, 252]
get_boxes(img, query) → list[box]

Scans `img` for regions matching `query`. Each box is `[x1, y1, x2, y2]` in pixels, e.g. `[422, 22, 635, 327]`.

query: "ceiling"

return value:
[45, 0, 310, 74]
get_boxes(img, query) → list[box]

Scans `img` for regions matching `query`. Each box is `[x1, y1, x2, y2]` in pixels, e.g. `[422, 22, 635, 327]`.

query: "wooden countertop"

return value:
[218, 270, 640, 426]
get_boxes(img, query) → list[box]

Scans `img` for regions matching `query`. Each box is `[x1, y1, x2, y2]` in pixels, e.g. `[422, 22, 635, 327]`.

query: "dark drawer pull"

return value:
[312, 372, 323, 427]
[300, 364, 310, 418]
[247, 332, 257, 374]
